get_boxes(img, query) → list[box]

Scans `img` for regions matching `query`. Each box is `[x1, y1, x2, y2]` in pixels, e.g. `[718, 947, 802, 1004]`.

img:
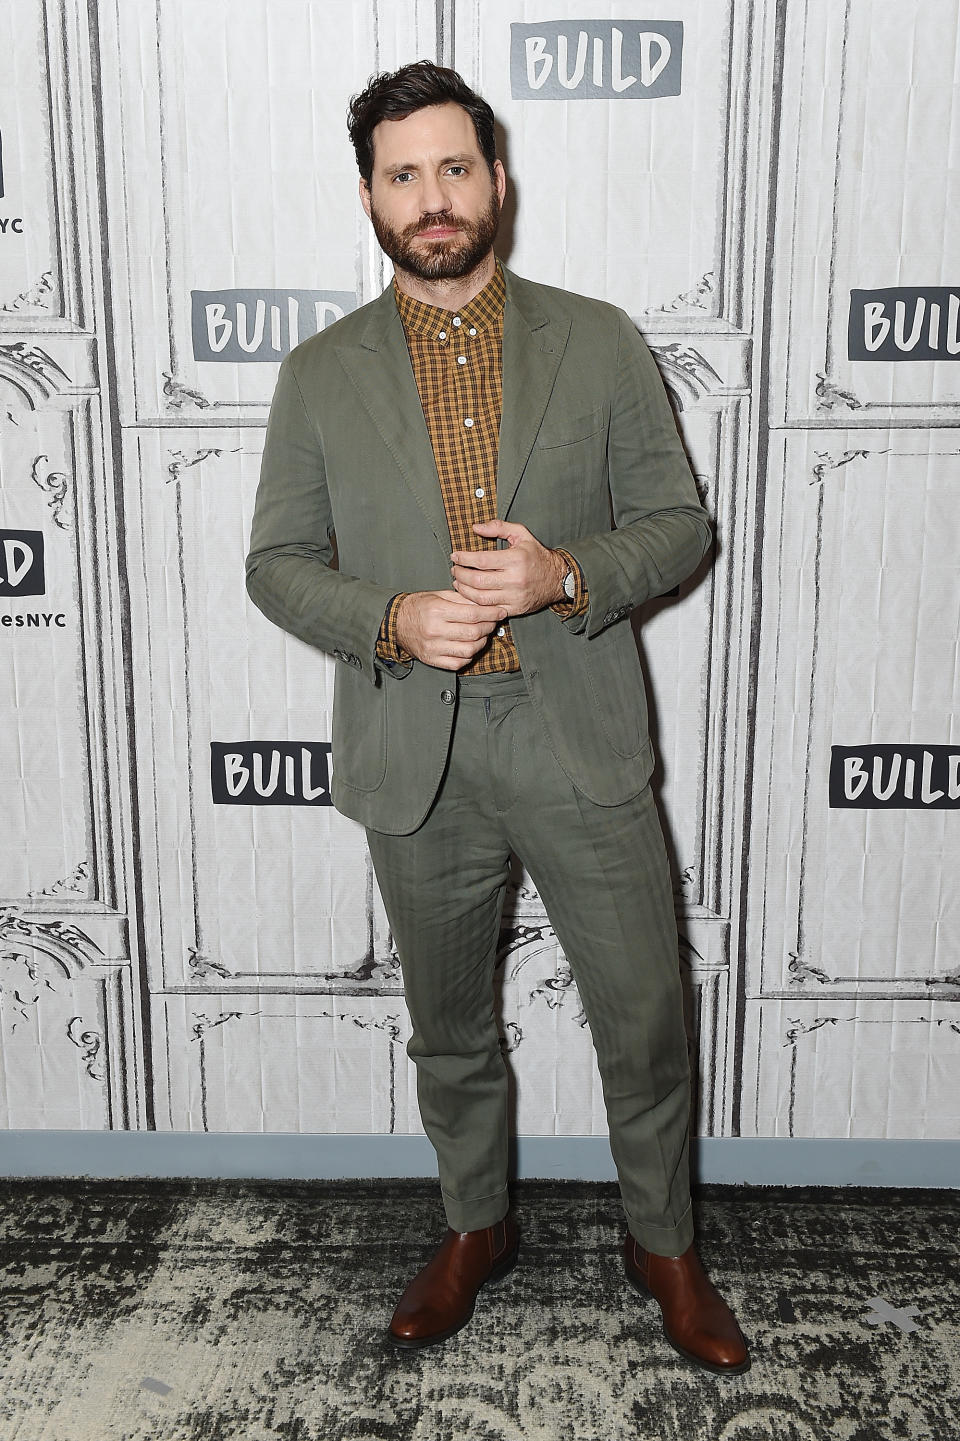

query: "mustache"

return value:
[406, 213, 467, 238]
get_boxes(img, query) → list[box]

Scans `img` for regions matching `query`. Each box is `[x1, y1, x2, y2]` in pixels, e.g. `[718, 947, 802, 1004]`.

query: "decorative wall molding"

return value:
[28, 860, 91, 899]
[0, 270, 55, 315]
[65, 1014, 105, 1082]
[161, 373, 219, 412]
[771, 1, 960, 424]
[0, 342, 72, 409]
[649, 342, 725, 411]
[0, 908, 106, 976]
[645, 271, 717, 317]
[814, 371, 862, 412]
[2, 0, 954, 1145]
[30, 454, 71, 527]
[166, 446, 242, 484]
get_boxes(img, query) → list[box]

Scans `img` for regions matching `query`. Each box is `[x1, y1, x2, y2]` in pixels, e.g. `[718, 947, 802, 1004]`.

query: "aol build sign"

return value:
[511, 21, 683, 99]
[191, 289, 356, 362]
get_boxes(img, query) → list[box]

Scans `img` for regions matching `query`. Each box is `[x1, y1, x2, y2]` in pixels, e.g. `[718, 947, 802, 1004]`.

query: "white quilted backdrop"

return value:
[1, 0, 958, 1144]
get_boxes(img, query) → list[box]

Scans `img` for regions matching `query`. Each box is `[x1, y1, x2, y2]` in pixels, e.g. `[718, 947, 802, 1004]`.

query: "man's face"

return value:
[360, 102, 505, 282]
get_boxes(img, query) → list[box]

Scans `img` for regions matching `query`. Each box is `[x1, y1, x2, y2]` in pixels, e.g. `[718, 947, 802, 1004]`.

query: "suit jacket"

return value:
[245, 264, 712, 833]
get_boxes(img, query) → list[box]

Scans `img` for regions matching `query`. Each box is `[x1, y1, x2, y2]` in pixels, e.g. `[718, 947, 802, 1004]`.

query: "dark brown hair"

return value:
[347, 60, 497, 186]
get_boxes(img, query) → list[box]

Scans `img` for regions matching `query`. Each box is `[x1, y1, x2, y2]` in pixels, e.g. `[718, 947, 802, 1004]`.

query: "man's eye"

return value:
[447, 166, 467, 177]
[392, 172, 413, 184]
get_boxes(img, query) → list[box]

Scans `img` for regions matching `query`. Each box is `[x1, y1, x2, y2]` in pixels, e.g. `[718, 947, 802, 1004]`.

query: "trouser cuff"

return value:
[625, 1199, 694, 1256]
[441, 1185, 510, 1233]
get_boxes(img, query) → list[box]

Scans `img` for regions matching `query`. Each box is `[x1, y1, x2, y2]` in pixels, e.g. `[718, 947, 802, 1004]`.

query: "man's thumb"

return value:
[473, 518, 517, 540]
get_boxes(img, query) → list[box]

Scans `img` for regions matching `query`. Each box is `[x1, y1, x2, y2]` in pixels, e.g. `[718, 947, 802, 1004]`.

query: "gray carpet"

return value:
[0, 1179, 957, 1440]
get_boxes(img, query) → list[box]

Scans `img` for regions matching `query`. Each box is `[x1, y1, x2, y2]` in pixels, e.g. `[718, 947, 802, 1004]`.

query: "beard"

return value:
[368, 186, 501, 282]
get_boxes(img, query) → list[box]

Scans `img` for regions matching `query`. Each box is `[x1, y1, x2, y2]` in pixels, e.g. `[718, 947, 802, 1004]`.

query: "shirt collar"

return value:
[393, 261, 506, 338]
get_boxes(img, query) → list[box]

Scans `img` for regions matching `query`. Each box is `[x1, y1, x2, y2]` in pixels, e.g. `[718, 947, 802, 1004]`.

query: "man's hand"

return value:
[450, 520, 567, 614]
[394, 589, 509, 671]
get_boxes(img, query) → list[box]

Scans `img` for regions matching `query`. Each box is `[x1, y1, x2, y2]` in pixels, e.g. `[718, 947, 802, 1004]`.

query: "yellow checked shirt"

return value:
[376, 262, 587, 675]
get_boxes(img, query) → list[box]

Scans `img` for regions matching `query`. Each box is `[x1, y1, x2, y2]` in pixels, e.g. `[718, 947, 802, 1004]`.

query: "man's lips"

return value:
[415, 224, 463, 238]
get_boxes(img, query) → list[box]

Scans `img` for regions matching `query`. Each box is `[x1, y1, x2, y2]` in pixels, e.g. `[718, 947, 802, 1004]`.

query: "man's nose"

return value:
[419, 173, 451, 214]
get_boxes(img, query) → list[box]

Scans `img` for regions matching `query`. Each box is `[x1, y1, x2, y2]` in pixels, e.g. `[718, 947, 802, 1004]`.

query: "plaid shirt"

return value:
[376, 262, 587, 674]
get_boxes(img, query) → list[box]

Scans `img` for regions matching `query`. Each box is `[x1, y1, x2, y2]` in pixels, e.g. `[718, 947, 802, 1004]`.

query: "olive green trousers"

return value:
[365, 668, 694, 1256]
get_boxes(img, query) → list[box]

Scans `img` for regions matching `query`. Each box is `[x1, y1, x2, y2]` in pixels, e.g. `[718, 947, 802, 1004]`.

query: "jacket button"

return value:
[440, 688, 455, 705]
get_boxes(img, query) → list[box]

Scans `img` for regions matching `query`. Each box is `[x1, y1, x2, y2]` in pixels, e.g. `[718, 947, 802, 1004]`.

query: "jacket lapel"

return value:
[497, 268, 571, 520]
[334, 291, 452, 553]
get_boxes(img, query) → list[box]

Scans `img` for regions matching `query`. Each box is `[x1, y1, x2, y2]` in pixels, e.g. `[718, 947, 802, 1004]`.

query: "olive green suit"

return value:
[246, 265, 712, 1252]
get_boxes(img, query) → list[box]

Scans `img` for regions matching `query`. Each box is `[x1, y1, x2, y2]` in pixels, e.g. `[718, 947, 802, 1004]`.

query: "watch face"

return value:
[563, 570, 576, 598]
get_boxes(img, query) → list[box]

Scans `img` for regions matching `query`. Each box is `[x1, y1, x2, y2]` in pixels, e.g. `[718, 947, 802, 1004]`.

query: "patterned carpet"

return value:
[0, 1178, 956, 1441]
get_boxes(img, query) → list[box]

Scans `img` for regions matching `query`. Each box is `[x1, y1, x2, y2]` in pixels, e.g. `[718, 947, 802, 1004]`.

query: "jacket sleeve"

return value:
[244, 353, 399, 684]
[560, 308, 712, 638]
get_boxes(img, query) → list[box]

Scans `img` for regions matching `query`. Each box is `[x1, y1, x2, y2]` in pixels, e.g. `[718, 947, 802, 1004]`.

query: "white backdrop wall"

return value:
[0, 0, 958, 1148]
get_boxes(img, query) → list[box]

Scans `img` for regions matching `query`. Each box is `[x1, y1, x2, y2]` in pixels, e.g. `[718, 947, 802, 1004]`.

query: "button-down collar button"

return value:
[457, 355, 467, 364]
[468, 327, 477, 336]
[496, 626, 506, 638]
[463, 417, 474, 427]
[440, 688, 455, 705]
[438, 330, 446, 340]
[475, 486, 484, 498]
[452, 316, 462, 326]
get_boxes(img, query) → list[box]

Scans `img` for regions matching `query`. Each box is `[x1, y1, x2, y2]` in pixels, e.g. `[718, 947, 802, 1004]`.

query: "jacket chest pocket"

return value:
[535, 406, 607, 451]
[523, 406, 608, 542]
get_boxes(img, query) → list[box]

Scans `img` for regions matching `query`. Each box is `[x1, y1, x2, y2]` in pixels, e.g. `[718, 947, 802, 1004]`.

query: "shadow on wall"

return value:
[493, 120, 517, 264]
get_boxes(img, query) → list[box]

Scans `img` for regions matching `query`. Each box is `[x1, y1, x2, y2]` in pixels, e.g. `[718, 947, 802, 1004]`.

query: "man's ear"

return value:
[493, 158, 507, 207]
[359, 178, 372, 219]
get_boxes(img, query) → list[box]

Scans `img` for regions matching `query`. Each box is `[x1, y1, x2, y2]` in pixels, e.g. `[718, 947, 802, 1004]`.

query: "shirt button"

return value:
[452, 316, 462, 327]
[438, 330, 446, 340]
[440, 688, 455, 705]
[468, 327, 477, 336]
[463, 417, 474, 427]
[496, 626, 506, 638]
[457, 355, 467, 365]
[475, 487, 484, 498]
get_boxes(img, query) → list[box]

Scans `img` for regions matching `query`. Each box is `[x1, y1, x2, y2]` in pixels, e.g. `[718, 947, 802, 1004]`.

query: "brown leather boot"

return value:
[624, 1234, 750, 1374]
[388, 1213, 519, 1348]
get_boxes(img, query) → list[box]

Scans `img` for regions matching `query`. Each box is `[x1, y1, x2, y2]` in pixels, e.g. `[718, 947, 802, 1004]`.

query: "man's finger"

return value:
[451, 565, 497, 589]
[433, 588, 506, 618]
[436, 586, 500, 609]
[453, 582, 509, 609]
[439, 621, 499, 641]
[449, 549, 510, 571]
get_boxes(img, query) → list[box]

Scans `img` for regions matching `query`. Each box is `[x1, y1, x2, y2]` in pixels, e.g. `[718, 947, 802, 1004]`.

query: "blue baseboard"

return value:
[0, 1132, 957, 1187]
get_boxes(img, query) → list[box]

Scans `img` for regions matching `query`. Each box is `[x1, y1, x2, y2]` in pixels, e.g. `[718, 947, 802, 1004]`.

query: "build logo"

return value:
[0, 531, 44, 595]
[211, 742, 333, 806]
[0, 530, 67, 630]
[0, 124, 25, 234]
[511, 21, 683, 99]
[830, 745, 960, 809]
[192, 290, 357, 362]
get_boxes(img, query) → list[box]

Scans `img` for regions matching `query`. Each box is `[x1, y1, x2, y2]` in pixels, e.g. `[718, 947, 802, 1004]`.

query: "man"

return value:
[245, 60, 749, 1373]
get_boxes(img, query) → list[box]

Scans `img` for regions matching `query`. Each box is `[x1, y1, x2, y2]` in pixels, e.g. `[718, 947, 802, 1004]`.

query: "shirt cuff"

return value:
[376, 592, 414, 664]
[549, 549, 589, 618]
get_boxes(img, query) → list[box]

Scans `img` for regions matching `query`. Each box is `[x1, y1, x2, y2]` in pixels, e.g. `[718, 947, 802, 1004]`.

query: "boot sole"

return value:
[388, 1241, 520, 1350]
[624, 1264, 752, 1375]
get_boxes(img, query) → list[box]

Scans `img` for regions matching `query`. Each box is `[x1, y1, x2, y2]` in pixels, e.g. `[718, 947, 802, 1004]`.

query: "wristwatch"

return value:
[561, 567, 576, 600]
